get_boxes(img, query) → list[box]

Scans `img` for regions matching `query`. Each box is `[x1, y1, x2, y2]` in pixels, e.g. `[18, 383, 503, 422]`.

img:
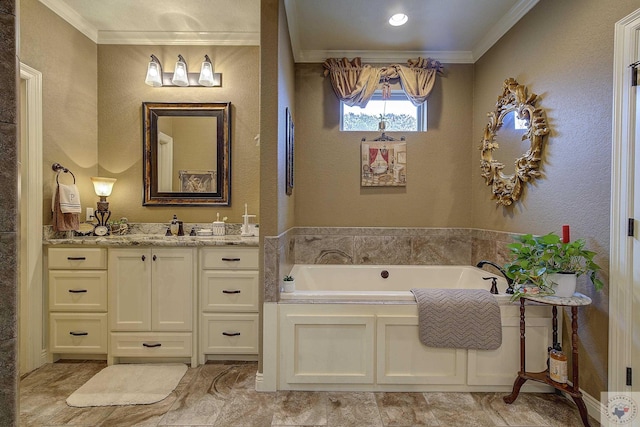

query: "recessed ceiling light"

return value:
[389, 13, 408, 26]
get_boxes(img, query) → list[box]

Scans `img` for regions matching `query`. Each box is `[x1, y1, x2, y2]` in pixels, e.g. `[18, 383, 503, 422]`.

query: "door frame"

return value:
[609, 8, 640, 393]
[19, 62, 45, 373]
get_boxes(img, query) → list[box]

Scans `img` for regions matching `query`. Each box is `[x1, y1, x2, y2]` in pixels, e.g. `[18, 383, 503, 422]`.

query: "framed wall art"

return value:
[361, 141, 406, 187]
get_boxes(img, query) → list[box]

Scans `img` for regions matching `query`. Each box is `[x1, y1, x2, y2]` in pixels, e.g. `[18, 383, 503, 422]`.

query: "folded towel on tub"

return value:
[410, 288, 502, 350]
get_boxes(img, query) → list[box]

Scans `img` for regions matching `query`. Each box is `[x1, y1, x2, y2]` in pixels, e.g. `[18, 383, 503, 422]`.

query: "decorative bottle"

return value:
[170, 214, 179, 236]
[549, 348, 568, 383]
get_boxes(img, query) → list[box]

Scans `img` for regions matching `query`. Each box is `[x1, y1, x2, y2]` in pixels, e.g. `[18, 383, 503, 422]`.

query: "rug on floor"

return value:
[66, 363, 188, 407]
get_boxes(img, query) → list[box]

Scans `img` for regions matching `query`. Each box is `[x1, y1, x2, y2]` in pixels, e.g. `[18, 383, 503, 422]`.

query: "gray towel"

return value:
[410, 288, 502, 350]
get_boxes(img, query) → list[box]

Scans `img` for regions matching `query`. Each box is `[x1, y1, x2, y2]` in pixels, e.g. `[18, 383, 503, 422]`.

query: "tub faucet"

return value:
[476, 260, 514, 294]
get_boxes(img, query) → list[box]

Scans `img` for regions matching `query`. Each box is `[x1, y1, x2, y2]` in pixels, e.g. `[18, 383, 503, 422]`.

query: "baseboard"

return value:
[562, 388, 603, 424]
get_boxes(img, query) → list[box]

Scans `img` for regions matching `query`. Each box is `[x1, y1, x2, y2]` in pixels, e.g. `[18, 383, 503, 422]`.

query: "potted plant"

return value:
[282, 275, 295, 293]
[504, 232, 603, 300]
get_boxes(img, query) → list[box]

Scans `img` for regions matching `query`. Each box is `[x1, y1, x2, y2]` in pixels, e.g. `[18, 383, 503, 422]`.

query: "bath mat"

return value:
[410, 288, 502, 350]
[66, 363, 187, 407]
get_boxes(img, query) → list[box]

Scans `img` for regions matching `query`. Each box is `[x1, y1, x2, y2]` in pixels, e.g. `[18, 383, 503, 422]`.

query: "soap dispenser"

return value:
[170, 215, 179, 236]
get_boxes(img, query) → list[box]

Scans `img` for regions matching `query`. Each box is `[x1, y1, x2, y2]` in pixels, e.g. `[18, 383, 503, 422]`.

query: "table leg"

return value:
[504, 298, 527, 404]
[570, 306, 591, 427]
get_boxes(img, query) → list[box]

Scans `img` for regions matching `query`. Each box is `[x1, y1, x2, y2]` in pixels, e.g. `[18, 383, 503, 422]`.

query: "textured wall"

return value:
[472, 0, 640, 398]
[294, 63, 474, 227]
[19, 0, 98, 224]
[98, 45, 260, 224]
[0, 0, 17, 422]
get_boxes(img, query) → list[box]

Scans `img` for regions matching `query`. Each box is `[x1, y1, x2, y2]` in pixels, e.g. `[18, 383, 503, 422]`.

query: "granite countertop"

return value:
[43, 234, 259, 247]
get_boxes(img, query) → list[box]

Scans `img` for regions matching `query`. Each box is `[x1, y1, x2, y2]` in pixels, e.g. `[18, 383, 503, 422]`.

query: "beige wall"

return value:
[473, 0, 639, 397]
[19, 0, 98, 223]
[98, 45, 260, 224]
[294, 63, 474, 227]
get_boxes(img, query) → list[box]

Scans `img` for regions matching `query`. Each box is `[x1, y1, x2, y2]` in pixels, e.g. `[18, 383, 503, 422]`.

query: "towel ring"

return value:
[52, 163, 76, 184]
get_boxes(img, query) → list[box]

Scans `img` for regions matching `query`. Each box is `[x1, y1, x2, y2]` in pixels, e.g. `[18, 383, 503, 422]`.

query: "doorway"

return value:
[19, 63, 45, 375]
[610, 8, 640, 393]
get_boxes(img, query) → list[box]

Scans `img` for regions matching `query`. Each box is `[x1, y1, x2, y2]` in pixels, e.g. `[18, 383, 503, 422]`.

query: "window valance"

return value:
[322, 57, 444, 108]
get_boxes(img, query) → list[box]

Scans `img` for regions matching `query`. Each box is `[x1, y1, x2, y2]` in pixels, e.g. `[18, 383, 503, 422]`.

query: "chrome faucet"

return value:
[476, 260, 514, 294]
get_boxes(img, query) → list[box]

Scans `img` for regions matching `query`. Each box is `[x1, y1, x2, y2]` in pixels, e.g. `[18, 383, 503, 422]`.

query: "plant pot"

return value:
[549, 272, 577, 297]
[283, 280, 295, 293]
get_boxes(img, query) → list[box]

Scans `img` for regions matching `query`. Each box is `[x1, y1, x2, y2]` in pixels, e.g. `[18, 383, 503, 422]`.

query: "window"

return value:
[340, 91, 427, 132]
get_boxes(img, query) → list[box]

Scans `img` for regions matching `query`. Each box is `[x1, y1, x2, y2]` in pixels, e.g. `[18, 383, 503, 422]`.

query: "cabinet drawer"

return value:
[49, 248, 107, 270]
[201, 313, 258, 354]
[201, 271, 259, 312]
[201, 248, 258, 270]
[110, 332, 192, 358]
[49, 270, 107, 311]
[50, 313, 108, 353]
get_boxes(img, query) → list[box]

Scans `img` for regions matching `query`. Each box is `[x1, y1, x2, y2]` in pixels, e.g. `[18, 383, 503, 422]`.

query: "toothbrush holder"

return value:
[212, 222, 226, 236]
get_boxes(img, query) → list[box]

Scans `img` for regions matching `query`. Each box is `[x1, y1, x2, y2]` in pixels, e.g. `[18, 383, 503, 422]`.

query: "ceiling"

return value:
[39, 0, 539, 63]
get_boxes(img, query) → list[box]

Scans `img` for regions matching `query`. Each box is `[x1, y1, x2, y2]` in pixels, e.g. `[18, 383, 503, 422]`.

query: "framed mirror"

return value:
[480, 78, 549, 206]
[143, 102, 231, 206]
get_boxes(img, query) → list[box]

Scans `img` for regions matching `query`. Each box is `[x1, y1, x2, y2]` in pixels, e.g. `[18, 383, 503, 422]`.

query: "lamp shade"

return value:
[91, 177, 117, 197]
[198, 55, 215, 87]
[144, 55, 163, 87]
[172, 55, 189, 87]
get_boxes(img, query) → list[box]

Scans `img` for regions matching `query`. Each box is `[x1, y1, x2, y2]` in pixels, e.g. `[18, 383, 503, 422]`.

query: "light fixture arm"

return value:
[150, 54, 163, 74]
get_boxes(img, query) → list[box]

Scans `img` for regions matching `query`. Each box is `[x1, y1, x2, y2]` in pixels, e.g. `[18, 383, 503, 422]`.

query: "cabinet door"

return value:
[109, 248, 151, 331]
[152, 248, 193, 331]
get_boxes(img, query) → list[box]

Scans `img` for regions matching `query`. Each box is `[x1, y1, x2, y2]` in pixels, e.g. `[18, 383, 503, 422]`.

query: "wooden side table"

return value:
[503, 292, 592, 427]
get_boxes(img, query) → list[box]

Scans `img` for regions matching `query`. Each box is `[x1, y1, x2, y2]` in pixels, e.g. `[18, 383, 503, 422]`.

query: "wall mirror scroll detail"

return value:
[480, 78, 549, 206]
[143, 102, 231, 206]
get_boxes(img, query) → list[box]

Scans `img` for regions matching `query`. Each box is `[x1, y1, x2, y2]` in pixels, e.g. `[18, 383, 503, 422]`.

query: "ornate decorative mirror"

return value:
[143, 102, 231, 206]
[480, 78, 549, 206]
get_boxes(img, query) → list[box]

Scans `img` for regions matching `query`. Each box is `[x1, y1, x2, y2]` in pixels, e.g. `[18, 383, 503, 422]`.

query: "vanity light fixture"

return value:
[389, 13, 408, 26]
[144, 54, 222, 87]
[90, 176, 117, 235]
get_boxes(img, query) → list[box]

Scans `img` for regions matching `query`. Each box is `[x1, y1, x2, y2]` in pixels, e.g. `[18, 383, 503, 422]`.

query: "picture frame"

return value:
[179, 170, 216, 193]
[361, 141, 407, 187]
[285, 107, 295, 195]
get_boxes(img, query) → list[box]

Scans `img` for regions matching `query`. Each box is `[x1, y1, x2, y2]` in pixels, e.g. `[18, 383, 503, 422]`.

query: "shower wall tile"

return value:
[0, 0, 13, 16]
[0, 233, 16, 341]
[263, 236, 279, 302]
[411, 235, 471, 265]
[0, 123, 17, 232]
[0, 337, 17, 423]
[0, 12, 16, 125]
[294, 235, 354, 264]
[354, 235, 412, 264]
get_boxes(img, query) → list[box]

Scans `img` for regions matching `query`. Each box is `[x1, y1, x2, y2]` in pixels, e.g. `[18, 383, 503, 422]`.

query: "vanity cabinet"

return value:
[108, 247, 196, 366]
[48, 247, 108, 359]
[200, 247, 259, 363]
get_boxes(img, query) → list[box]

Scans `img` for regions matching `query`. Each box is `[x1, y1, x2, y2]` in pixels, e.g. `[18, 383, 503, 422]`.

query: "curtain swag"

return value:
[322, 57, 443, 108]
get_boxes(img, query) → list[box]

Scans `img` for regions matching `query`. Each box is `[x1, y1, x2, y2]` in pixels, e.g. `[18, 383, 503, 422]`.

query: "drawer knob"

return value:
[222, 331, 241, 337]
[153, 254, 157, 261]
[222, 290, 241, 294]
[69, 331, 88, 336]
[67, 257, 86, 261]
[142, 342, 162, 348]
[221, 257, 241, 262]
[68, 289, 88, 293]
[142, 255, 146, 261]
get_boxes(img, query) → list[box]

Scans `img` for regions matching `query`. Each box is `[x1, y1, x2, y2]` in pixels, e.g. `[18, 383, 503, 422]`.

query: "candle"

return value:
[562, 224, 570, 243]
[244, 203, 248, 216]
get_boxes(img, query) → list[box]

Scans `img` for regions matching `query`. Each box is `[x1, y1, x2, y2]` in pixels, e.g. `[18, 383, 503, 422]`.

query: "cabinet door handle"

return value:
[221, 257, 241, 262]
[222, 289, 241, 294]
[69, 331, 88, 336]
[222, 331, 241, 337]
[142, 255, 146, 261]
[153, 254, 157, 261]
[142, 342, 162, 348]
[68, 289, 88, 293]
[67, 257, 86, 261]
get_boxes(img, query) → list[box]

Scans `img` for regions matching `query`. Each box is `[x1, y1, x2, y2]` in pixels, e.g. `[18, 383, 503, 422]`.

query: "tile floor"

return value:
[20, 361, 600, 426]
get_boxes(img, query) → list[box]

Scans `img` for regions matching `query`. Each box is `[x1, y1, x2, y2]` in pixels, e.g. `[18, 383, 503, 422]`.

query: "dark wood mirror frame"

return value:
[143, 102, 231, 206]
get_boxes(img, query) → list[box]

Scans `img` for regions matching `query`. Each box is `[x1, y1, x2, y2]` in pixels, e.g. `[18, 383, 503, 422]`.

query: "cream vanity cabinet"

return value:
[200, 247, 259, 363]
[108, 247, 197, 366]
[48, 247, 108, 359]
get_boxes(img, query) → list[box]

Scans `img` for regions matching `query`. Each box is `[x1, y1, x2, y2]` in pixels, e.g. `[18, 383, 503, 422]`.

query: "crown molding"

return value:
[38, 0, 259, 46]
[39, 0, 98, 43]
[97, 31, 260, 46]
[472, 0, 540, 61]
[294, 49, 474, 64]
